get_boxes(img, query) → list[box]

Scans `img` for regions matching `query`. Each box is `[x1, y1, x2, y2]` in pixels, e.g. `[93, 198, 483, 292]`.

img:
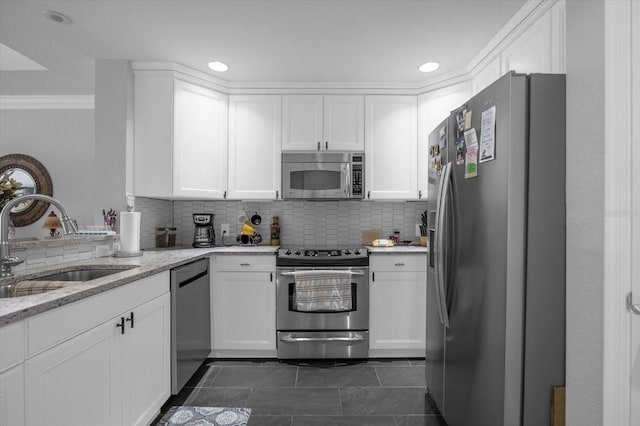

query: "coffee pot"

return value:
[192, 213, 215, 247]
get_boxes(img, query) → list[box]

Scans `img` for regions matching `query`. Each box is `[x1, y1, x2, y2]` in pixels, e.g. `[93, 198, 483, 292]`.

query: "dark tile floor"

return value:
[153, 358, 447, 426]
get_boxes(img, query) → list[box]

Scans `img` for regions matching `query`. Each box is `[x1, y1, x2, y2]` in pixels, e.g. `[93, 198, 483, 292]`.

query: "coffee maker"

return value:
[192, 213, 215, 247]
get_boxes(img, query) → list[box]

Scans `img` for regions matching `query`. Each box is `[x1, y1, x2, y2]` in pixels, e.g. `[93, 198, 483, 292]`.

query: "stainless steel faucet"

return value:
[0, 194, 79, 277]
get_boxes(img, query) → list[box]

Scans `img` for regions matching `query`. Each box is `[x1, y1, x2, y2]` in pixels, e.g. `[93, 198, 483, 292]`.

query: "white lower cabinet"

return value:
[0, 365, 25, 426]
[0, 320, 25, 426]
[369, 254, 427, 357]
[25, 315, 122, 425]
[212, 255, 276, 357]
[23, 272, 170, 426]
[122, 292, 171, 426]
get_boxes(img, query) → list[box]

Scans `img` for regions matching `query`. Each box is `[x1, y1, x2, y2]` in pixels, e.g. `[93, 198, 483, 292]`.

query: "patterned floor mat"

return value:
[156, 406, 251, 426]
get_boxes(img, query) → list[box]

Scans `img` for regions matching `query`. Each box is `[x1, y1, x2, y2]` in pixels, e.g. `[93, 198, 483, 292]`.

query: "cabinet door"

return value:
[213, 271, 276, 354]
[282, 95, 323, 151]
[323, 95, 364, 151]
[133, 73, 174, 198]
[365, 95, 418, 199]
[173, 80, 228, 199]
[123, 293, 171, 426]
[0, 365, 25, 426]
[25, 319, 122, 426]
[417, 83, 471, 200]
[369, 259, 426, 358]
[228, 95, 282, 199]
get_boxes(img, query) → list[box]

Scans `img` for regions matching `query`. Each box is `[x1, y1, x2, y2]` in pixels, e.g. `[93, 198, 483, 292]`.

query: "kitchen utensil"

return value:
[241, 223, 255, 235]
[251, 212, 262, 225]
[237, 234, 255, 245]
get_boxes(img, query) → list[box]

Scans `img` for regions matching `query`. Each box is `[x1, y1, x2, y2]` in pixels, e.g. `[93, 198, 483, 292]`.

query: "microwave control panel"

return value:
[351, 155, 364, 197]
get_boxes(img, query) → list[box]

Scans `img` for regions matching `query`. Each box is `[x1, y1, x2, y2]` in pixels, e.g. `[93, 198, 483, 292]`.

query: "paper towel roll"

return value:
[120, 212, 141, 253]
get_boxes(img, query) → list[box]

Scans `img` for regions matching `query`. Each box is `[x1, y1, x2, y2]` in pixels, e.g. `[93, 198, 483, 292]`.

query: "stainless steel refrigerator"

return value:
[425, 72, 566, 426]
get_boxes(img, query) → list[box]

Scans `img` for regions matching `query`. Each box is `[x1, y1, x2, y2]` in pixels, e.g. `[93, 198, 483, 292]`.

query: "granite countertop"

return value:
[0, 245, 278, 326]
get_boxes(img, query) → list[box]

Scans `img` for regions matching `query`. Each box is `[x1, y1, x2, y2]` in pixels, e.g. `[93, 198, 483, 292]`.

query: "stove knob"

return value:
[294, 250, 301, 256]
[309, 251, 317, 257]
[344, 249, 351, 255]
[285, 249, 291, 255]
[354, 249, 361, 255]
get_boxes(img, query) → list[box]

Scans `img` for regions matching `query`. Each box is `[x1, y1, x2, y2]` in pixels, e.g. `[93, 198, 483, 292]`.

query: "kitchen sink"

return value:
[0, 265, 139, 298]
[32, 267, 137, 282]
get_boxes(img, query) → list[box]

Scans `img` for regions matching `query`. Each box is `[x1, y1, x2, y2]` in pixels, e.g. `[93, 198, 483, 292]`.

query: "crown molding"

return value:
[132, 1, 554, 96]
[0, 95, 94, 110]
[466, 0, 558, 77]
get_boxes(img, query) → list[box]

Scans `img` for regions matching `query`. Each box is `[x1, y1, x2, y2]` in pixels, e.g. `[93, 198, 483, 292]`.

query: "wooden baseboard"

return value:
[552, 386, 565, 426]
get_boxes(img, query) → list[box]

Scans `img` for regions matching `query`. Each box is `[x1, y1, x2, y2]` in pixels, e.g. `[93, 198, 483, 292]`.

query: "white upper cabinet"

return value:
[417, 82, 472, 200]
[282, 95, 364, 151]
[228, 95, 282, 200]
[134, 73, 228, 199]
[364, 95, 418, 200]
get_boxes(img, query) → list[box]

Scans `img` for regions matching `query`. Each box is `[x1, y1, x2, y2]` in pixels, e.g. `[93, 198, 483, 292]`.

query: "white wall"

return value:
[0, 109, 95, 238]
[565, 0, 605, 424]
[94, 60, 134, 225]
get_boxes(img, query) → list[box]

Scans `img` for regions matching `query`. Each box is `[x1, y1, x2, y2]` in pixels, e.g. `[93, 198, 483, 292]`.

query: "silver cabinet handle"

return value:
[240, 263, 251, 266]
[394, 263, 405, 266]
[317, 141, 321, 151]
[627, 293, 640, 315]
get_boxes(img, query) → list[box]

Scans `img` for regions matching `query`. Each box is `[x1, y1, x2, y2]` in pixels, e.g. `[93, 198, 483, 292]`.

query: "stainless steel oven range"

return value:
[276, 248, 369, 359]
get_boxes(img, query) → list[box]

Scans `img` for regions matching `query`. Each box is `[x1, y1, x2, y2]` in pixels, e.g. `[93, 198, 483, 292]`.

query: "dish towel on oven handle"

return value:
[293, 270, 352, 312]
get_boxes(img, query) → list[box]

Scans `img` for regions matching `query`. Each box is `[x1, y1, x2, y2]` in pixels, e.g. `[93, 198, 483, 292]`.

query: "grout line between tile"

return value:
[373, 366, 383, 387]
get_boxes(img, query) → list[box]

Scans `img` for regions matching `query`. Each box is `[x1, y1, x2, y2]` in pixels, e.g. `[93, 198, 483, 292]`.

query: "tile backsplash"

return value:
[135, 197, 428, 249]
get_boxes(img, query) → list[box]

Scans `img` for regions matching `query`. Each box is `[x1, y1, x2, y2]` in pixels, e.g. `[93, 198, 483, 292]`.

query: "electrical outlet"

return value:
[415, 223, 421, 237]
[221, 223, 230, 235]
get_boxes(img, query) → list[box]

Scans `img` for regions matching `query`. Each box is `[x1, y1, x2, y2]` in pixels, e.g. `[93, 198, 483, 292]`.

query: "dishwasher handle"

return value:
[178, 269, 209, 288]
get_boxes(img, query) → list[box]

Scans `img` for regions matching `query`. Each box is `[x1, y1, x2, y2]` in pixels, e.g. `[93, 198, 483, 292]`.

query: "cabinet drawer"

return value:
[26, 271, 169, 357]
[370, 254, 426, 271]
[215, 255, 275, 272]
[0, 321, 24, 372]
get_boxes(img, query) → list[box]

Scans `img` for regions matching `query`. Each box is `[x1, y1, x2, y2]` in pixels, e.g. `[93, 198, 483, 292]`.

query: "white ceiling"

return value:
[0, 0, 527, 95]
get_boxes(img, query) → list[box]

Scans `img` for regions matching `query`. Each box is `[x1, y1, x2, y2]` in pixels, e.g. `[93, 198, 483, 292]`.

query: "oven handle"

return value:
[279, 334, 367, 343]
[279, 270, 365, 276]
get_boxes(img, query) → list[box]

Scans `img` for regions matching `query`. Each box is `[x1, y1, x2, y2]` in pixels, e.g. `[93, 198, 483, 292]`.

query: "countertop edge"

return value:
[0, 246, 278, 326]
[366, 245, 428, 253]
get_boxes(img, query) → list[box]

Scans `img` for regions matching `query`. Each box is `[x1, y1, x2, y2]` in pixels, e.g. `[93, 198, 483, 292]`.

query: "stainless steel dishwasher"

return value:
[170, 258, 211, 394]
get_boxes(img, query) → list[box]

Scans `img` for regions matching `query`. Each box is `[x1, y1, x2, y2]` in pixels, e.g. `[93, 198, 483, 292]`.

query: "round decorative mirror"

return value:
[0, 154, 53, 227]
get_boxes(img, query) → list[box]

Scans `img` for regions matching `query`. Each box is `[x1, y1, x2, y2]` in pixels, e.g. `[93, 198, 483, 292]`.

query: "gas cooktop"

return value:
[276, 247, 368, 266]
[278, 248, 366, 258]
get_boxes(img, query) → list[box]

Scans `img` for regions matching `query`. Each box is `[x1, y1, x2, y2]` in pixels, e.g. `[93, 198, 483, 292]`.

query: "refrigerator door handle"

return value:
[437, 162, 453, 328]
[627, 293, 640, 315]
[434, 162, 448, 327]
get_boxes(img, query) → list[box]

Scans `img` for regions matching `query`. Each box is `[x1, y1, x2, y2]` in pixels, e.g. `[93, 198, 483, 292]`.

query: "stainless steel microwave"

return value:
[282, 152, 364, 200]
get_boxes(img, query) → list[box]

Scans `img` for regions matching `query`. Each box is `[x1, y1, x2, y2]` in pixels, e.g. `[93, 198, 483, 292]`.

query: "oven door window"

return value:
[288, 282, 357, 313]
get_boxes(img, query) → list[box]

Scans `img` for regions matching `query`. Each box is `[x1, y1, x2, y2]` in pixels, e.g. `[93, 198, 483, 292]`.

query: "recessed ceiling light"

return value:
[208, 61, 229, 72]
[43, 10, 71, 24]
[418, 62, 440, 73]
